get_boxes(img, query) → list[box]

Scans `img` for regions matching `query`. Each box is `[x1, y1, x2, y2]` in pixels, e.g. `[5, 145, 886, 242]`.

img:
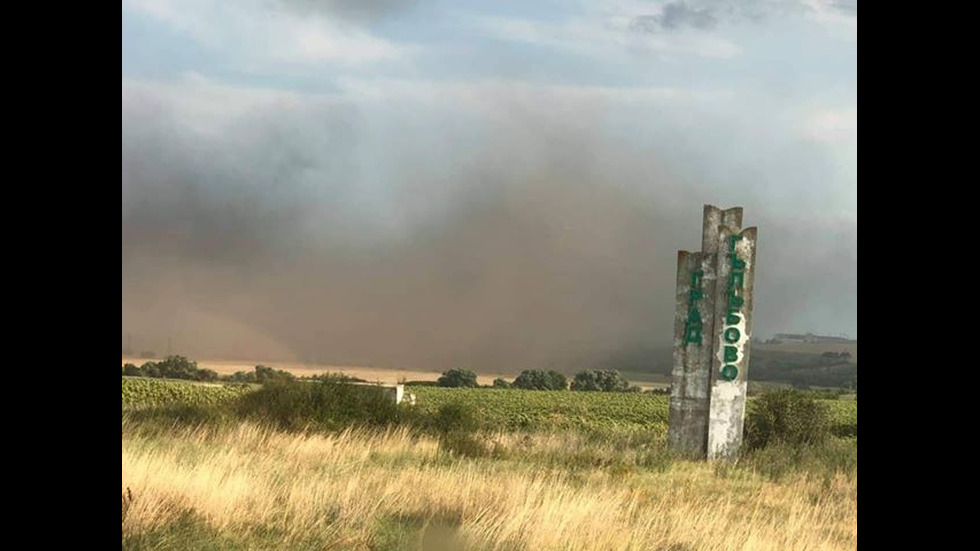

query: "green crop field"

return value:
[121, 377, 856, 437]
[122, 377, 254, 407]
[410, 387, 857, 437]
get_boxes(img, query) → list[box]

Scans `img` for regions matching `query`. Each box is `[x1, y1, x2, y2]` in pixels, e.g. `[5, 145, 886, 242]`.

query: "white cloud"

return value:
[124, 0, 410, 65]
[803, 107, 857, 145]
[475, 15, 742, 60]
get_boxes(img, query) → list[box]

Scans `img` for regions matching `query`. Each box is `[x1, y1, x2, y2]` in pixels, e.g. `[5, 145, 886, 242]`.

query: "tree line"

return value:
[432, 368, 648, 392]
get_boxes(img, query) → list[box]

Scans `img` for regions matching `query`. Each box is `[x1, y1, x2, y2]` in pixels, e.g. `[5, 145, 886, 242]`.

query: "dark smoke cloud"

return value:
[121, 79, 856, 369]
[632, 3, 719, 32]
[630, 0, 855, 33]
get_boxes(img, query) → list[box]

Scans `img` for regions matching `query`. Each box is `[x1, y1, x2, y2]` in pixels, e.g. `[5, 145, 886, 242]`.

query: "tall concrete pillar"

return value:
[668, 205, 756, 460]
[707, 226, 757, 459]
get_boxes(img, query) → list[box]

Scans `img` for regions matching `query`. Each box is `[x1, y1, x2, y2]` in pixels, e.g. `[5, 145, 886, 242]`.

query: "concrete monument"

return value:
[668, 205, 757, 459]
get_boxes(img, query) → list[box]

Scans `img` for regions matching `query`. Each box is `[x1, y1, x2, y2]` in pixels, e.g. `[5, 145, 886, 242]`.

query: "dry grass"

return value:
[122, 420, 856, 550]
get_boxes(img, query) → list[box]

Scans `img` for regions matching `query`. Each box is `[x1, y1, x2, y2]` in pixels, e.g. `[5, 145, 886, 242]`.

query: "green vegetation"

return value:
[122, 377, 857, 439]
[121, 377, 253, 408]
[236, 380, 402, 432]
[436, 368, 479, 388]
[570, 369, 640, 392]
[224, 364, 296, 384]
[744, 389, 832, 450]
[512, 369, 567, 391]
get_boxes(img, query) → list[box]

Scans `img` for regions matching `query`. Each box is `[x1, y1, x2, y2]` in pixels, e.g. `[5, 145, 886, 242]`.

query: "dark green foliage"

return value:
[124, 356, 229, 383]
[254, 365, 295, 384]
[403, 380, 441, 387]
[570, 369, 633, 392]
[141, 361, 161, 377]
[437, 369, 479, 388]
[222, 365, 295, 384]
[154, 356, 201, 379]
[512, 369, 567, 390]
[743, 389, 832, 450]
[431, 403, 487, 458]
[431, 403, 480, 435]
[123, 363, 142, 376]
[195, 369, 219, 382]
[306, 373, 367, 383]
[491, 378, 512, 389]
[235, 380, 402, 432]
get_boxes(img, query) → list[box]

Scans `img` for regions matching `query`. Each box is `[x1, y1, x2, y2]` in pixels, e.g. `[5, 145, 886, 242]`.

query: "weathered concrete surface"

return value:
[707, 226, 757, 460]
[668, 206, 743, 457]
[668, 251, 710, 455]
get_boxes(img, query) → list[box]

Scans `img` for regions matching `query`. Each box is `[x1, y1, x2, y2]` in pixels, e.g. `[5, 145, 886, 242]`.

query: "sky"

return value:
[121, 0, 857, 369]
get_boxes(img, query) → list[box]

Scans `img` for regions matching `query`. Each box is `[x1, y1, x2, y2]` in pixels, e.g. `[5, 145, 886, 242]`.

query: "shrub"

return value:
[195, 369, 219, 382]
[513, 369, 567, 390]
[154, 355, 200, 380]
[122, 363, 142, 376]
[235, 380, 401, 432]
[221, 365, 295, 384]
[403, 380, 441, 387]
[431, 403, 487, 457]
[491, 378, 512, 389]
[140, 361, 160, 378]
[431, 403, 480, 435]
[254, 365, 295, 384]
[437, 369, 479, 388]
[743, 389, 832, 450]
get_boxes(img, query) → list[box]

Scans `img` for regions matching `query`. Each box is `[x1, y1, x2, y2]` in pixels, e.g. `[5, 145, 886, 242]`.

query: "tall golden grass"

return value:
[122, 420, 856, 550]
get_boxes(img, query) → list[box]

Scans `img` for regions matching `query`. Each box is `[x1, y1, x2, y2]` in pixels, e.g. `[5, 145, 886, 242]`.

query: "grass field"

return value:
[121, 375, 857, 549]
[122, 418, 856, 550]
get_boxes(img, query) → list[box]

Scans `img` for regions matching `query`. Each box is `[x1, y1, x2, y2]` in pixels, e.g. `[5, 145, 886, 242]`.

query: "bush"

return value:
[403, 380, 441, 387]
[431, 403, 487, 458]
[220, 365, 295, 384]
[254, 365, 295, 384]
[491, 378, 512, 389]
[236, 380, 402, 432]
[513, 369, 567, 390]
[431, 403, 480, 435]
[570, 370, 632, 392]
[154, 355, 200, 380]
[140, 361, 160, 378]
[743, 389, 832, 450]
[437, 369, 479, 388]
[195, 369, 219, 382]
[122, 363, 142, 376]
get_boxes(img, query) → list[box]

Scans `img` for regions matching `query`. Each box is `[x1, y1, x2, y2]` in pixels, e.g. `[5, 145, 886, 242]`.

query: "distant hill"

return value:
[595, 340, 857, 389]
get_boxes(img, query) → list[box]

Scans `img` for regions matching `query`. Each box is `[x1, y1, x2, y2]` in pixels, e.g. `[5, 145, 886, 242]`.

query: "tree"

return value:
[255, 365, 295, 384]
[492, 378, 512, 389]
[571, 369, 631, 392]
[155, 355, 200, 379]
[122, 363, 142, 377]
[437, 369, 479, 388]
[513, 369, 566, 390]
